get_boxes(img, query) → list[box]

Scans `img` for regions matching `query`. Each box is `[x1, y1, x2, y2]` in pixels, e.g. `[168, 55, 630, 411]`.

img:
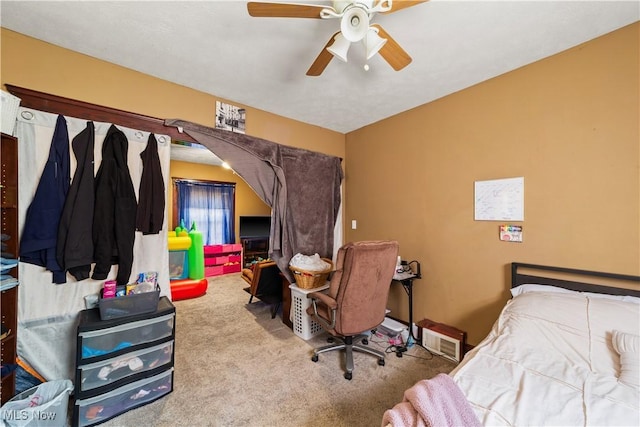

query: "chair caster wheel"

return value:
[311, 354, 319, 362]
[378, 358, 385, 366]
[344, 372, 352, 380]
[362, 338, 369, 345]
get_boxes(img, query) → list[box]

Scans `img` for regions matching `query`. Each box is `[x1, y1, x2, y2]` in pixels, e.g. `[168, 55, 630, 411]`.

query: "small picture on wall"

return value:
[499, 224, 523, 242]
[216, 101, 246, 134]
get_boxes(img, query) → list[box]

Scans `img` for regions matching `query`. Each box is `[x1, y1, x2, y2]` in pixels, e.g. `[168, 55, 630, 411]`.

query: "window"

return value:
[173, 178, 235, 245]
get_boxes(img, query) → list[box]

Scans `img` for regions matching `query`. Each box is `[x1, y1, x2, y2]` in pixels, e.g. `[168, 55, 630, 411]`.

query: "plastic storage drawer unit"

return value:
[74, 297, 175, 427]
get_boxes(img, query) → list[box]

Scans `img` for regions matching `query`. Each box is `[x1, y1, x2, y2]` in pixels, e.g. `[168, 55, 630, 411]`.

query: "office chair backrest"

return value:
[329, 240, 399, 336]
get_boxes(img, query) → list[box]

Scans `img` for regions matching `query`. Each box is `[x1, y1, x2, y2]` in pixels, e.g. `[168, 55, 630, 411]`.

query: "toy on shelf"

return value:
[168, 220, 207, 301]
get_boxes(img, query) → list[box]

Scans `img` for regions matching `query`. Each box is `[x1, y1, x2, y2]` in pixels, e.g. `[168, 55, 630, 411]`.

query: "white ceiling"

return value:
[1, 1, 638, 134]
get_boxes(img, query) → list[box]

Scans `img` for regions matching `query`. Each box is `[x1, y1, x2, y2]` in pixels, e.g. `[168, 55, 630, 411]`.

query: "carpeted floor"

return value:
[100, 274, 456, 427]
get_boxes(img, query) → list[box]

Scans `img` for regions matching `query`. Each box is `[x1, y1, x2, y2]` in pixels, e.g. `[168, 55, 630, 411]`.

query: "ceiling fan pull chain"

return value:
[363, 24, 370, 71]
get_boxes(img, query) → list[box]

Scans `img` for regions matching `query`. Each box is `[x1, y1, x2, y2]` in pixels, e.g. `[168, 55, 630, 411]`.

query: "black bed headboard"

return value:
[511, 262, 640, 298]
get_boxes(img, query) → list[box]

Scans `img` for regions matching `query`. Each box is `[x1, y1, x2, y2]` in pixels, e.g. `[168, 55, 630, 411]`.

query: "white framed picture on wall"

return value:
[215, 101, 245, 134]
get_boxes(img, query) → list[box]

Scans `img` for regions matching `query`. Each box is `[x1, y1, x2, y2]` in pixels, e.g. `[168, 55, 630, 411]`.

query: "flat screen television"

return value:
[239, 215, 271, 238]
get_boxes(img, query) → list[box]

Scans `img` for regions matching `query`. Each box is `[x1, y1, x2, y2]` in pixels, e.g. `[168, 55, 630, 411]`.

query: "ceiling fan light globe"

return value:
[327, 32, 351, 62]
[341, 7, 369, 42]
[363, 29, 387, 60]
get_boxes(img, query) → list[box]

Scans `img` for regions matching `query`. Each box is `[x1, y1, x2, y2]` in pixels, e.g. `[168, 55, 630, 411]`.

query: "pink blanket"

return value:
[382, 374, 481, 427]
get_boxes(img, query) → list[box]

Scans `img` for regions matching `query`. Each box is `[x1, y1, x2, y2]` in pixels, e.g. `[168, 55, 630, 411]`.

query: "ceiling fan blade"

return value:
[380, 0, 429, 14]
[247, 2, 329, 18]
[371, 24, 412, 71]
[306, 32, 340, 76]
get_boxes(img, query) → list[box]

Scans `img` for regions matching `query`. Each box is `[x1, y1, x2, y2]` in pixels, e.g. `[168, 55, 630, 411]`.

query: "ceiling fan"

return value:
[247, 0, 428, 76]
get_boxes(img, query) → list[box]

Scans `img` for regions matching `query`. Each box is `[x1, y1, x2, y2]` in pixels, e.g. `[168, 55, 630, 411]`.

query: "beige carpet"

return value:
[100, 274, 456, 427]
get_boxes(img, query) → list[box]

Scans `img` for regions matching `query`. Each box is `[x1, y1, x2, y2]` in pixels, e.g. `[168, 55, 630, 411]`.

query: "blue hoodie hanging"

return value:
[19, 114, 70, 284]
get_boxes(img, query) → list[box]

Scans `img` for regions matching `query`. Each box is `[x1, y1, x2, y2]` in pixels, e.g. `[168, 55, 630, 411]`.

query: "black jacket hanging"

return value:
[92, 125, 137, 285]
[136, 133, 165, 234]
[57, 121, 95, 281]
[19, 114, 70, 284]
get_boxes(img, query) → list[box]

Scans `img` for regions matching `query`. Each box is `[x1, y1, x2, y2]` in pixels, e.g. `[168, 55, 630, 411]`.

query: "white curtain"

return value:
[15, 107, 171, 381]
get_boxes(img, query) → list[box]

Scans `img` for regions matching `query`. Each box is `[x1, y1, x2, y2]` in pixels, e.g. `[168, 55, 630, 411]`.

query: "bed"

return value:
[383, 262, 640, 426]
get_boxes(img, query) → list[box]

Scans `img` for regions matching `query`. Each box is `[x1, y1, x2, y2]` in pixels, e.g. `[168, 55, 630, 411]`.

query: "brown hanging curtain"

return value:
[165, 119, 343, 282]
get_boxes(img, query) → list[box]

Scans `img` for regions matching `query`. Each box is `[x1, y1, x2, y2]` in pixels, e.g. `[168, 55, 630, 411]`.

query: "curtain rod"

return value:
[5, 84, 196, 143]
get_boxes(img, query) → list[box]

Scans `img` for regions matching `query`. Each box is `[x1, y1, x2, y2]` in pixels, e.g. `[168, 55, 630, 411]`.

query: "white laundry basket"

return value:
[289, 284, 330, 340]
[0, 379, 73, 427]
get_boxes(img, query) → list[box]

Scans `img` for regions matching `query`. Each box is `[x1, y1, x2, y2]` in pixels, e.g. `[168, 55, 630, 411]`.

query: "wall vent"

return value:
[422, 327, 462, 362]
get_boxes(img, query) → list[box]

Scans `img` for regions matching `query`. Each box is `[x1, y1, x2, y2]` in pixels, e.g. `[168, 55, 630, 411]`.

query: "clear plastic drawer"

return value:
[74, 369, 173, 427]
[79, 313, 174, 362]
[77, 341, 173, 393]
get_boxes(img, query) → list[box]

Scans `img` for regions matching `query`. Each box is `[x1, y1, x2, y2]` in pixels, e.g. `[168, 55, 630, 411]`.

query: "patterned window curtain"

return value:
[175, 180, 235, 245]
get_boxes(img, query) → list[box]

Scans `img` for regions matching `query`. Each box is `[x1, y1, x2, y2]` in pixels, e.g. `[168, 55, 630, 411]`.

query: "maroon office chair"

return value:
[306, 240, 399, 380]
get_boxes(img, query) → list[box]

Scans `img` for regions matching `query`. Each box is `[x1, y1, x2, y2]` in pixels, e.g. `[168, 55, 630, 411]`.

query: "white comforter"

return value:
[451, 288, 640, 426]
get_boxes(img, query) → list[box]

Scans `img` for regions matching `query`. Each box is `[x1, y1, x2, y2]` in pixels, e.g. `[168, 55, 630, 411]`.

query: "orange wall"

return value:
[169, 160, 271, 237]
[345, 22, 639, 343]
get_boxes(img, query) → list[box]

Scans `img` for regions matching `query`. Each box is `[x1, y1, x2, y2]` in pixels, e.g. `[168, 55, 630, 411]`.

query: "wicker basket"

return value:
[289, 258, 333, 290]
